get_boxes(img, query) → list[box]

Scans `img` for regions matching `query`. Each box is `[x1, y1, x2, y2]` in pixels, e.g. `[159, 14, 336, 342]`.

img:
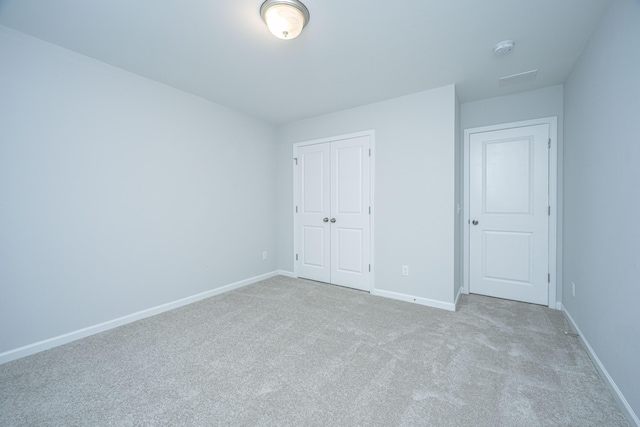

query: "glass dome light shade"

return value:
[261, 0, 309, 40]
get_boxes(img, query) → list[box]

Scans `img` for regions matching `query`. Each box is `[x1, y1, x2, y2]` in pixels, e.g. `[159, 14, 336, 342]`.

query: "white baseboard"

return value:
[372, 289, 456, 312]
[0, 271, 282, 366]
[276, 270, 295, 278]
[563, 307, 639, 427]
[454, 286, 463, 311]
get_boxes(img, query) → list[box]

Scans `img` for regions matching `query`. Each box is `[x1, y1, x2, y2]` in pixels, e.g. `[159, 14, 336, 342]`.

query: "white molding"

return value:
[277, 270, 295, 278]
[0, 271, 282, 365]
[548, 118, 559, 308]
[372, 289, 456, 312]
[369, 132, 376, 292]
[454, 285, 463, 311]
[293, 130, 376, 148]
[462, 117, 558, 309]
[292, 143, 299, 279]
[563, 308, 640, 427]
[292, 130, 376, 291]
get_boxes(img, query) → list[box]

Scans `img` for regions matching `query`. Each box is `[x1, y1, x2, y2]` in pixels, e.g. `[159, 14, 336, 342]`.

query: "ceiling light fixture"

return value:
[260, 0, 310, 40]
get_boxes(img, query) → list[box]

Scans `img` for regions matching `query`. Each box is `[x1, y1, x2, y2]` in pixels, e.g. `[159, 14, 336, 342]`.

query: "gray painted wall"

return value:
[460, 85, 564, 131]
[460, 85, 564, 304]
[0, 27, 278, 354]
[563, 0, 640, 418]
[277, 86, 458, 306]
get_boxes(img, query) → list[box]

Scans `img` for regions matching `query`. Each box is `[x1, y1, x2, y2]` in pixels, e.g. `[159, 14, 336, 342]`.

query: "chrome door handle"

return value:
[323, 218, 329, 223]
[472, 220, 479, 225]
[330, 218, 336, 223]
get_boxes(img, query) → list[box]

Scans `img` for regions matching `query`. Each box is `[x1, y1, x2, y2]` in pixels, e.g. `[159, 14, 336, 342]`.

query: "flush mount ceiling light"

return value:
[260, 0, 310, 40]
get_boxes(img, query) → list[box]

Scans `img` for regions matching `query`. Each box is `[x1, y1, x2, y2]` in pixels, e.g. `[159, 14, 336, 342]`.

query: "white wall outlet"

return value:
[402, 265, 409, 276]
[571, 281, 576, 297]
[262, 251, 268, 260]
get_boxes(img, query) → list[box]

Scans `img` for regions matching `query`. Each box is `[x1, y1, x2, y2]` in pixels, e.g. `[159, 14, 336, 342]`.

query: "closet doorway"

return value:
[293, 131, 374, 292]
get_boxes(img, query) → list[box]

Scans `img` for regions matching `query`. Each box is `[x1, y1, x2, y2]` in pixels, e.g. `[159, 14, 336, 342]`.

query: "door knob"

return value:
[323, 218, 329, 222]
[472, 220, 479, 225]
[330, 218, 336, 223]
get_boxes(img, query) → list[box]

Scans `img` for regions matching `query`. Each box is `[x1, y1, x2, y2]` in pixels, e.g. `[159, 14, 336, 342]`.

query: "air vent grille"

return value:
[499, 69, 538, 86]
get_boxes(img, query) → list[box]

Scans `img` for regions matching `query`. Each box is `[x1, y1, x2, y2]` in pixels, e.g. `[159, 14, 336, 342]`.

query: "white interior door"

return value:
[296, 134, 371, 291]
[469, 124, 549, 305]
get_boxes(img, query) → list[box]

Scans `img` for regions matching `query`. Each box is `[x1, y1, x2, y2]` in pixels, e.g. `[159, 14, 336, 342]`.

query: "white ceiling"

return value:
[0, 0, 612, 124]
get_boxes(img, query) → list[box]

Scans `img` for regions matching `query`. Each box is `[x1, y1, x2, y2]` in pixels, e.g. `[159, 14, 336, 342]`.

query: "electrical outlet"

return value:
[402, 265, 409, 276]
[263, 251, 268, 260]
[571, 282, 576, 297]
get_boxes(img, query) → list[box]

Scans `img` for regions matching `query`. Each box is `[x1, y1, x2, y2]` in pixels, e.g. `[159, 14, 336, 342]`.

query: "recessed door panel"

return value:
[335, 145, 363, 215]
[335, 228, 363, 274]
[484, 138, 532, 214]
[483, 231, 532, 284]
[302, 150, 326, 214]
[302, 226, 326, 268]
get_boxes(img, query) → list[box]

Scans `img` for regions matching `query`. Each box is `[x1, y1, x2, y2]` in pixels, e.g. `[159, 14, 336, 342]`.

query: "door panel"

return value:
[301, 150, 326, 214]
[470, 124, 549, 305]
[335, 145, 363, 214]
[335, 228, 363, 273]
[297, 144, 330, 283]
[485, 138, 532, 214]
[302, 226, 326, 267]
[483, 231, 532, 283]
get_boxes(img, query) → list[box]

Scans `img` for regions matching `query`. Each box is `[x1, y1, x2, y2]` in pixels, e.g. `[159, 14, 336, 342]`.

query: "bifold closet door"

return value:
[296, 135, 371, 291]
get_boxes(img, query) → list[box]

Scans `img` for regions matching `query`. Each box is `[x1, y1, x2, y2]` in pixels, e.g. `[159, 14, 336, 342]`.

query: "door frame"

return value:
[462, 118, 558, 308]
[292, 130, 376, 291]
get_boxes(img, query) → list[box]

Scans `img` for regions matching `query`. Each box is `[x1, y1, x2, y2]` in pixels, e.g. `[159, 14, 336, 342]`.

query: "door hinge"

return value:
[294, 157, 298, 165]
[548, 138, 551, 149]
[548, 206, 551, 216]
[369, 264, 371, 272]
[548, 273, 550, 283]
[295, 206, 298, 213]
[296, 254, 299, 261]
[369, 206, 371, 214]
[369, 148, 371, 157]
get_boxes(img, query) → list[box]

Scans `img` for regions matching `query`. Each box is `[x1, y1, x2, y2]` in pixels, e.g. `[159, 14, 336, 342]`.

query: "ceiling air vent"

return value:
[499, 70, 538, 86]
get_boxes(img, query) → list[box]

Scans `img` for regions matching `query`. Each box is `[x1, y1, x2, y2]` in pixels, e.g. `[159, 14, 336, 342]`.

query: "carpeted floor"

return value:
[0, 275, 629, 426]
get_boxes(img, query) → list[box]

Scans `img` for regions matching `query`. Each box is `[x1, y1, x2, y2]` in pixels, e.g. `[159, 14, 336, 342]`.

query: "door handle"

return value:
[330, 218, 336, 223]
[472, 220, 479, 225]
[323, 218, 329, 223]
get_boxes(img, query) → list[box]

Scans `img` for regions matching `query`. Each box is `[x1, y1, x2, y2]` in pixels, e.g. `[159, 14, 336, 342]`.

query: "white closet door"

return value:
[296, 143, 331, 283]
[330, 136, 370, 291]
[295, 134, 371, 291]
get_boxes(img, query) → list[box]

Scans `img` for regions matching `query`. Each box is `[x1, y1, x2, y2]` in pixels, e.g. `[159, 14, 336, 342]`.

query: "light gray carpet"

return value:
[0, 276, 628, 426]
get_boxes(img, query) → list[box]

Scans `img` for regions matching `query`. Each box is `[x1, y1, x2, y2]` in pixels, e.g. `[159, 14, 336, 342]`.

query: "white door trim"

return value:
[293, 130, 375, 291]
[463, 118, 557, 308]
